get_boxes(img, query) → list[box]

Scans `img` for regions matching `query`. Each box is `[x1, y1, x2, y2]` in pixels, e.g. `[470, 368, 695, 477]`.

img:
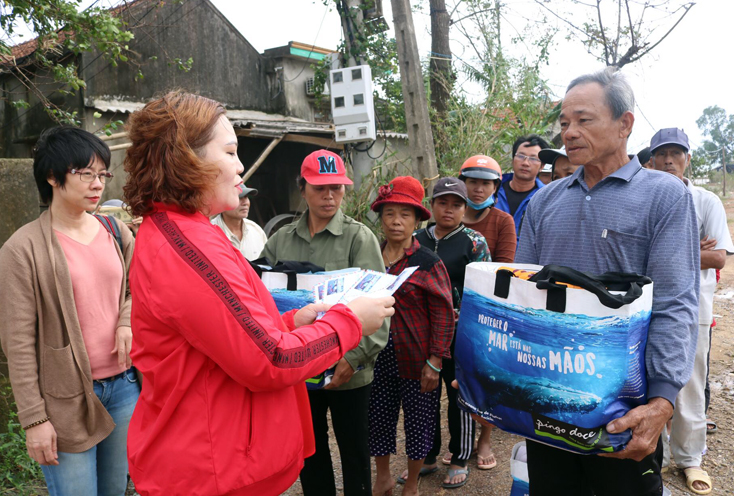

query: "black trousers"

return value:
[426, 356, 476, 467]
[526, 436, 664, 496]
[300, 384, 372, 496]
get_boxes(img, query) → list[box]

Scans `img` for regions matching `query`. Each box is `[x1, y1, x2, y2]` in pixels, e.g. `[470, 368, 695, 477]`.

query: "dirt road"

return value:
[284, 197, 734, 496]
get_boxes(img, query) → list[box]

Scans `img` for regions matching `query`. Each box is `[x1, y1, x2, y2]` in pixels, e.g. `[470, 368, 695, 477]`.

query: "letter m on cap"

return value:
[317, 155, 337, 174]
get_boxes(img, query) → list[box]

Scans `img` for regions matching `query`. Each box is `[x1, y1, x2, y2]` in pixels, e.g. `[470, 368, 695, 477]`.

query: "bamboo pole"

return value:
[243, 137, 282, 182]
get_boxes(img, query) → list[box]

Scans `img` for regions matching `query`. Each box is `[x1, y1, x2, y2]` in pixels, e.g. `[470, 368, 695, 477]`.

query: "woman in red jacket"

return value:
[122, 91, 394, 496]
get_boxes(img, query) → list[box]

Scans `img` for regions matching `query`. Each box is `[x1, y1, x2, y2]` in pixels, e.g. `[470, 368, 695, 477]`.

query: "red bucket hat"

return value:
[301, 149, 353, 185]
[370, 176, 431, 221]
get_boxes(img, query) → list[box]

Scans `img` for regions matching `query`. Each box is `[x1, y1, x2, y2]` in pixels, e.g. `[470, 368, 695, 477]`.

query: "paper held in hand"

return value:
[305, 266, 418, 390]
[313, 266, 418, 307]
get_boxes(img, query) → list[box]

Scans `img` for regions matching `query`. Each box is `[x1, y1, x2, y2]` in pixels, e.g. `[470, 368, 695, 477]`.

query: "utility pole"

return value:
[429, 0, 451, 119]
[337, 0, 365, 67]
[391, 0, 439, 190]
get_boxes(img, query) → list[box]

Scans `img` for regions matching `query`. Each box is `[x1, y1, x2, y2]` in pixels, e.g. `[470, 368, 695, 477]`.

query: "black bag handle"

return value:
[248, 258, 325, 291]
[530, 265, 652, 312]
[493, 265, 652, 313]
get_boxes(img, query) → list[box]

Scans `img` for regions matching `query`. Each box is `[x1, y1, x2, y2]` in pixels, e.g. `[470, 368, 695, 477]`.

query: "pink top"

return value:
[56, 224, 124, 380]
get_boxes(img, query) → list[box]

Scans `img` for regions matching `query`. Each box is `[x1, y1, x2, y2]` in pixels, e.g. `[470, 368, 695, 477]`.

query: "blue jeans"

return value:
[41, 367, 140, 496]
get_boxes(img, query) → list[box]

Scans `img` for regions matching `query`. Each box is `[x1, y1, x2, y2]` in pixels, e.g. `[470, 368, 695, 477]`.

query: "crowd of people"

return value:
[0, 67, 730, 496]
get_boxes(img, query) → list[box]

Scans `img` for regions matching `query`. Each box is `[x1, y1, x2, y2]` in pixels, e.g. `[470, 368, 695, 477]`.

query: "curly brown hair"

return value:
[123, 91, 227, 217]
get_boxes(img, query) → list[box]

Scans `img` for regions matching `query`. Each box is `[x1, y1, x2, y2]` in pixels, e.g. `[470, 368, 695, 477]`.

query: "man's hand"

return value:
[324, 358, 355, 389]
[293, 303, 332, 328]
[26, 421, 58, 466]
[420, 355, 441, 393]
[600, 397, 673, 461]
[700, 236, 717, 252]
[112, 325, 133, 369]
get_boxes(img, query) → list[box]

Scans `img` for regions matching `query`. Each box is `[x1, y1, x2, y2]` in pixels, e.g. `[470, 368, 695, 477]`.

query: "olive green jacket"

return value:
[261, 210, 389, 390]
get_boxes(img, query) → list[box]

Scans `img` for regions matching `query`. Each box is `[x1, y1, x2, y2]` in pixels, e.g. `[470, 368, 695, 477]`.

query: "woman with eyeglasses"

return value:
[0, 126, 138, 495]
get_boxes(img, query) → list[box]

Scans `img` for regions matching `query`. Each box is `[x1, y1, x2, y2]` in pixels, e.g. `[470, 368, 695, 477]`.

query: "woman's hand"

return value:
[347, 296, 395, 336]
[112, 325, 133, 369]
[294, 303, 333, 328]
[420, 355, 441, 393]
[25, 421, 58, 466]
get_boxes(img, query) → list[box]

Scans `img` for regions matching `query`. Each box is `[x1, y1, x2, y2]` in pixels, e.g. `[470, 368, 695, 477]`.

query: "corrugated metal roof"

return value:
[229, 109, 334, 136]
[87, 98, 146, 114]
[2, 0, 154, 65]
[378, 130, 408, 140]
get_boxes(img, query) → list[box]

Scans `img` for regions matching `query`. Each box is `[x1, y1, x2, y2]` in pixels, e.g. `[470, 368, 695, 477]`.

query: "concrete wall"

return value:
[278, 57, 318, 122]
[351, 136, 412, 190]
[0, 159, 39, 248]
[82, 0, 280, 113]
[0, 66, 85, 158]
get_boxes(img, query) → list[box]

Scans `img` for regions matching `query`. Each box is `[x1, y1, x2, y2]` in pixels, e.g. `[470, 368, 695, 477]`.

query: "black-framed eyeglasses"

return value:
[69, 169, 114, 184]
[515, 153, 542, 165]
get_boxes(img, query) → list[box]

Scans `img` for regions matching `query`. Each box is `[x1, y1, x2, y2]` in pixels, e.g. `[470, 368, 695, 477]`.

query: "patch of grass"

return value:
[0, 378, 45, 494]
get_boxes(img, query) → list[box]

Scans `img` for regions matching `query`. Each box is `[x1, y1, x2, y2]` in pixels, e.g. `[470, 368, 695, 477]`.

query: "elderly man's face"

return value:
[560, 83, 632, 167]
[652, 145, 690, 180]
[552, 156, 580, 180]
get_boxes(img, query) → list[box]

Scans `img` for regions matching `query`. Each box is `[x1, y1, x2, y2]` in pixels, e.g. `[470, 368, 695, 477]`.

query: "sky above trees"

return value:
[221, 0, 732, 154]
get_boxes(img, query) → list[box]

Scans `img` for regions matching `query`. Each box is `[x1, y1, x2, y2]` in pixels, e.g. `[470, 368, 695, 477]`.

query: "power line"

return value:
[283, 1, 330, 83]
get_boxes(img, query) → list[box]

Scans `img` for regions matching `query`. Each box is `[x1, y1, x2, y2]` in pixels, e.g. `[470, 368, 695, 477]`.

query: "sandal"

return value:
[396, 465, 438, 485]
[683, 467, 712, 495]
[442, 467, 469, 489]
[706, 419, 717, 434]
[477, 451, 497, 470]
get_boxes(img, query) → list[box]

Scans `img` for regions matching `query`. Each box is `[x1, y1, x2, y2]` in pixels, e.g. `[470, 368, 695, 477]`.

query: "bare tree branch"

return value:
[620, 2, 694, 66]
[450, 7, 496, 26]
[596, 0, 611, 65]
[533, 0, 592, 40]
[613, 0, 622, 63]
[624, 0, 637, 48]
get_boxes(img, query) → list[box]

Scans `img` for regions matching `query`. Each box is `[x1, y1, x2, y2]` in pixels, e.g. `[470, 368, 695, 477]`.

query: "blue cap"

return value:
[650, 128, 689, 153]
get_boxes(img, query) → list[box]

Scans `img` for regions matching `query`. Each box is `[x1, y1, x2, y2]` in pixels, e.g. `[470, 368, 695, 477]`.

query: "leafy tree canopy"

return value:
[1, 0, 137, 124]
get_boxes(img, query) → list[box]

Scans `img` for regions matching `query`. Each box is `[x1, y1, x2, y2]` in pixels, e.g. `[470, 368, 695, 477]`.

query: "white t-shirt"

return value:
[211, 214, 268, 261]
[686, 180, 734, 325]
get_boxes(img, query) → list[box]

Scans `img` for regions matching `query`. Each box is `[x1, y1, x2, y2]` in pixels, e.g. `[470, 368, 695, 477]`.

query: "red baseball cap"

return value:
[301, 150, 353, 186]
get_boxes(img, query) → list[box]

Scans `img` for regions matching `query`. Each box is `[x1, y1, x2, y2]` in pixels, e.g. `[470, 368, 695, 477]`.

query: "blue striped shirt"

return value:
[516, 156, 700, 406]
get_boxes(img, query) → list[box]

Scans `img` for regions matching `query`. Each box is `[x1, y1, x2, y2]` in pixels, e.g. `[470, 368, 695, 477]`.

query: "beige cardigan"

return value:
[0, 211, 133, 453]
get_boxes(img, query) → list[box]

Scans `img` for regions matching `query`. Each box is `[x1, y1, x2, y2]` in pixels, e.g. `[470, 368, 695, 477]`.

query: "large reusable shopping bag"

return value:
[250, 259, 361, 389]
[455, 262, 653, 454]
[250, 258, 359, 313]
[509, 441, 529, 496]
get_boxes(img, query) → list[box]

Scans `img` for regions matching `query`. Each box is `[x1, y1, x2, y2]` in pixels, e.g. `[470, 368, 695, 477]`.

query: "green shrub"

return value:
[0, 380, 45, 494]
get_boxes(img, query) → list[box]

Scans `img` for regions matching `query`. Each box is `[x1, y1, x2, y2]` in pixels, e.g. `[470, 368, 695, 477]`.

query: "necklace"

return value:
[383, 250, 405, 267]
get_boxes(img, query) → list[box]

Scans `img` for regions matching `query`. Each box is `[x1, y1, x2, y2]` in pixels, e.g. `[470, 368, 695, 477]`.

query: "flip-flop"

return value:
[706, 419, 717, 434]
[683, 467, 712, 495]
[396, 465, 438, 484]
[477, 452, 497, 470]
[442, 467, 470, 489]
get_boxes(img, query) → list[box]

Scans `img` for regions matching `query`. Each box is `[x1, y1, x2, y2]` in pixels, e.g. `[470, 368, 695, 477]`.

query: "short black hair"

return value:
[512, 134, 550, 158]
[34, 127, 111, 204]
[637, 146, 652, 166]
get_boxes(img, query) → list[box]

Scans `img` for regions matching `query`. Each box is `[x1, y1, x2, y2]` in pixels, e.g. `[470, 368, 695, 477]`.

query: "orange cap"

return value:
[459, 155, 502, 181]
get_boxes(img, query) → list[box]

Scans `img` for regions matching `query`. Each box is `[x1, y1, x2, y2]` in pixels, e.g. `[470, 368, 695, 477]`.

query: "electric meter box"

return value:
[330, 65, 376, 143]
